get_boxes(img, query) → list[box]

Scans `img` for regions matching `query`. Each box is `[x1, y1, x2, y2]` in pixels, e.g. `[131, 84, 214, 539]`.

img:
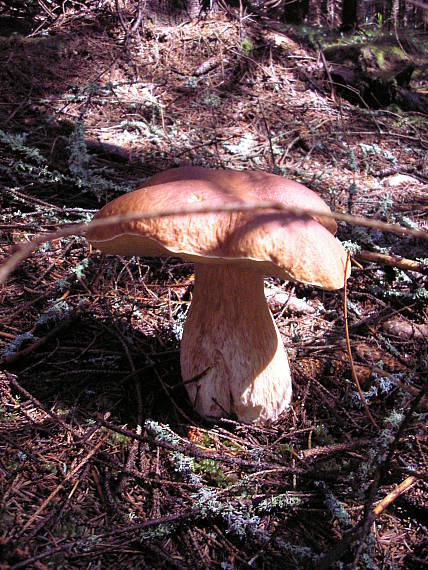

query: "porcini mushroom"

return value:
[87, 167, 350, 423]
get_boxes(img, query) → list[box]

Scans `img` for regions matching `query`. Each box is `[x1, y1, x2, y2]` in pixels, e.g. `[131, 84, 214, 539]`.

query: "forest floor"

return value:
[0, 3, 427, 569]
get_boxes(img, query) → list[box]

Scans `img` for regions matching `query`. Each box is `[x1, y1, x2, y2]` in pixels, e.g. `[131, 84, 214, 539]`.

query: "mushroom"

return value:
[87, 167, 350, 423]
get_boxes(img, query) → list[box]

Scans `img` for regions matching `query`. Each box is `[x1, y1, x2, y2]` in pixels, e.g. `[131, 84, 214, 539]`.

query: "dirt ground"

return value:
[0, 2, 427, 568]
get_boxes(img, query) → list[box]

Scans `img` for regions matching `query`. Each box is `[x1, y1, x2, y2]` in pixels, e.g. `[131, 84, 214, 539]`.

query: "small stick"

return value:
[316, 387, 426, 570]
[1, 201, 427, 285]
[301, 439, 371, 459]
[372, 476, 417, 516]
[318, 46, 337, 104]
[0, 313, 78, 367]
[5, 373, 74, 434]
[343, 252, 378, 429]
[258, 97, 277, 170]
[355, 250, 427, 274]
[96, 416, 339, 480]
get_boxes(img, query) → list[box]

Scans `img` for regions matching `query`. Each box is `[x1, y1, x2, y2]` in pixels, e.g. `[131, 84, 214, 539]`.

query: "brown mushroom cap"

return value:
[139, 166, 338, 234]
[87, 167, 349, 290]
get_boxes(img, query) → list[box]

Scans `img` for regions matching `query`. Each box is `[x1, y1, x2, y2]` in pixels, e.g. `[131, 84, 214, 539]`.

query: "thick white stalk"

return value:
[181, 264, 292, 423]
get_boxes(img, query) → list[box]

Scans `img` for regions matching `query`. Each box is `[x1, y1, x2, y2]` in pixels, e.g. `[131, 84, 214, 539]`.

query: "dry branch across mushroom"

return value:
[86, 167, 350, 423]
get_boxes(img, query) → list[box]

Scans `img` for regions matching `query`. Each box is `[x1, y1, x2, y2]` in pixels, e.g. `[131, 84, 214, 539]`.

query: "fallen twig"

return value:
[11, 508, 196, 569]
[96, 416, 341, 480]
[1, 200, 427, 286]
[3, 372, 75, 434]
[0, 313, 79, 367]
[300, 439, 371, 459]
[316, 386, 426, 569]
[373, 475, 418, 516]
[355, 249, 427, 274]
[343, 252, 378, 429]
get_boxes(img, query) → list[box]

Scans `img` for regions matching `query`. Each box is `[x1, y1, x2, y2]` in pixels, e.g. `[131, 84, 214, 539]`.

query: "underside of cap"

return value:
[87, 168, 350, 290]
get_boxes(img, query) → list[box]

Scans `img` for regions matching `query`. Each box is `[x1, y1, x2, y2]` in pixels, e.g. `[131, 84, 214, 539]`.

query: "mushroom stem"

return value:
[181, 264, 292, 423]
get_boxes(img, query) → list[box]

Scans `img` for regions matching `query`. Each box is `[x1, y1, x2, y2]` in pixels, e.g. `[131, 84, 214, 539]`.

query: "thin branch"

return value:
[300, 438, 371, 459]
[115, 0, 129, 34]
[1, 201, 427, 285]
[5, 373, 75, 434]
[355, 250, 427, 274]
[258, 98, 277, 170]
[318, 46, 337, 104]
[11, 509, 196, 569]
[343, 252, 379, 429]
[372, 476, 418, 516]
[130, 0, 145, 33]
[0, 312, 79, 367]
[96, 416, 340, 480]
[316, 385, 426, 569]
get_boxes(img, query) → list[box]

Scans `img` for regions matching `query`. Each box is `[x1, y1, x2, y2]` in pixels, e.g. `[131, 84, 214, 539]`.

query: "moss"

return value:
[194, 458, 231, 488]
[240, 38, 253, 56]
[105, 429, 130, 447]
